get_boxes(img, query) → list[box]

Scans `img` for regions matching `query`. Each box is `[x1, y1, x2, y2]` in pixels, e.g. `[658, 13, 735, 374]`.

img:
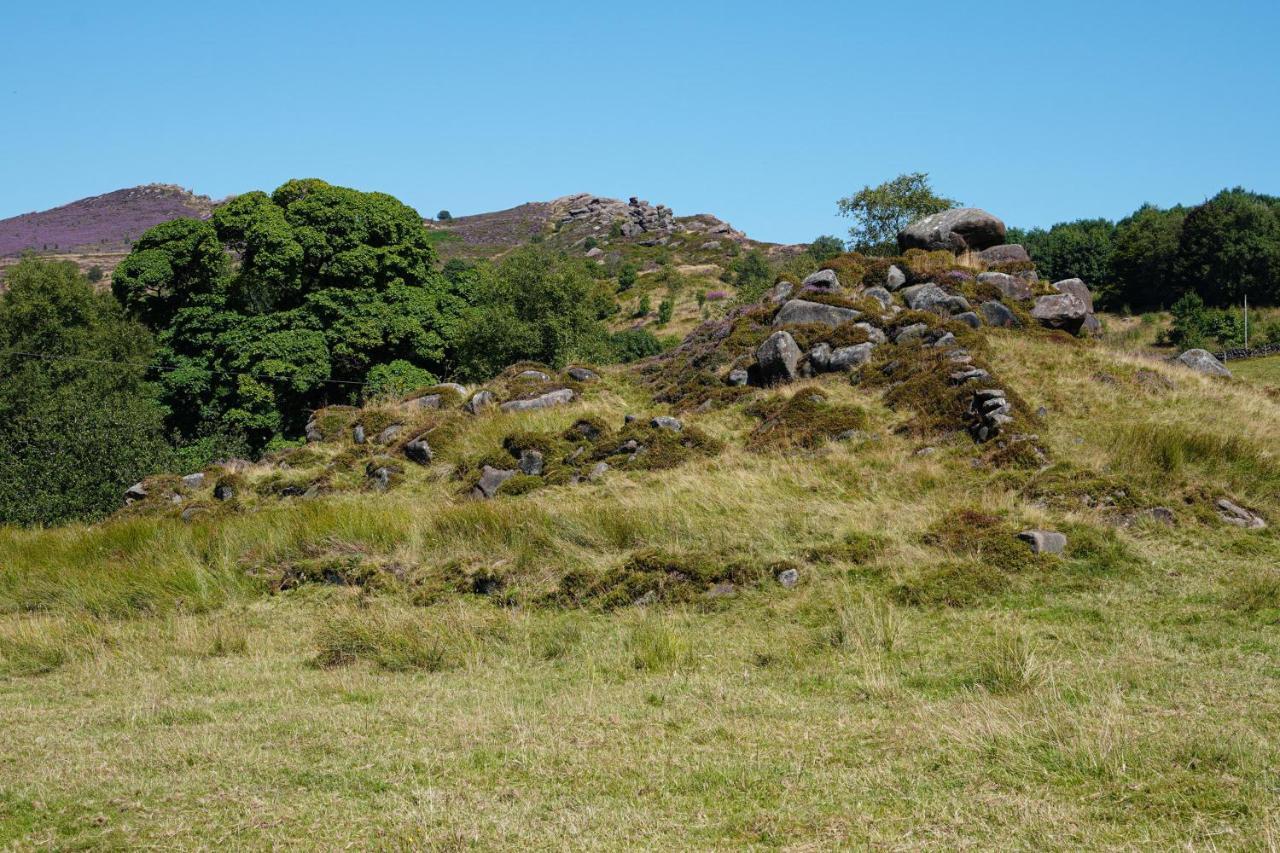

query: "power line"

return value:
[2, 349, 372, 388]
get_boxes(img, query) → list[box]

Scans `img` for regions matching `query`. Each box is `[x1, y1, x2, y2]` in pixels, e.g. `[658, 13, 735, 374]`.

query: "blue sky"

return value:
[3, 0, 1277, 244]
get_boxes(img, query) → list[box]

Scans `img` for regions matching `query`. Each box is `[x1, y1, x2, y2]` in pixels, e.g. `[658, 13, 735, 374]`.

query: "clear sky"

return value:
[3, 0, 1277, 244]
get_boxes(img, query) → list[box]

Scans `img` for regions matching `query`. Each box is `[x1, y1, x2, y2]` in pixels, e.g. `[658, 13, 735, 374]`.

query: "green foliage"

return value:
[1175, 188, 1280, 306]
[0, 259, 173, 525]
[452, 247, 614, 381]
[634, 295, 651, 318]
[1110, 204, 1186, 309]
[86, 265, 104, 283]
[837, 172, 957, 255]
[364, 360, 438, 401]
[436, 210, 452, 221]
[617, 263, 637, 291]
[808, 235, 846, 262]
[114, 178, 470, 449]
[731, 249, 773, 302]
[657, 298, 674, 326]
[1165, 291, 1245, 349]
[1009, 218, 1115, 291]
[608, 329, 665, 363]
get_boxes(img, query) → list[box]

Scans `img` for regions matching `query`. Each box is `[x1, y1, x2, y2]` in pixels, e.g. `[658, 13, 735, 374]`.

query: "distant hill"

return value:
[0, 184, 215, 257]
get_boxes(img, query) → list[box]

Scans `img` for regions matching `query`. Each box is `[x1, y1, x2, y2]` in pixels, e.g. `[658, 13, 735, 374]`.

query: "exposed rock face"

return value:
[554, 193, 692, 239]
[864, 286, 893, 309]
[978, 271, 1033, 302]
[898, 208, 1007, 252]
[756, 331, 802, 385]
[181, 473, 205, 490]
[727, 368, 749, 386]
[1031, 293, 1088, 333]
[901, 283, 972, 317]
[500, 389, 576, 412]
[977, 244, 1031, 264]
[765, 281, 795, 303]
[517, 369, 551, 382]
[772, 299, 861, 328]
[1018, 530, 1067, 555]
[567, 367, 599, 382]
[650, 416, 683, 432]
[1173, 349, 1232, 378]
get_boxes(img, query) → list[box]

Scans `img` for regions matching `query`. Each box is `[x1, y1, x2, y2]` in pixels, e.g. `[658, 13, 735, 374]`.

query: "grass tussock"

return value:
[314, 605, 465, 672]
[745, 389, 868, 452]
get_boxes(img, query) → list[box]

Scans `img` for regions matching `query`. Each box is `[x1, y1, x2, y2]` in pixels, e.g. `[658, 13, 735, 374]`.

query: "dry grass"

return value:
[2, 333, 1280, 847]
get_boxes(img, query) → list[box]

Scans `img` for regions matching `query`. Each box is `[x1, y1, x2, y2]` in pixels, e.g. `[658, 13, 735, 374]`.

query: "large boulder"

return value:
[977, 244, 1031, 264]
[772, 299, 861, 328]
[900, 283, 972, 317]
[977, 271, 1033, 301]
[885, 265, 907, 291]
[898, 208, 1007, 253]
[979, 300, 1020, 329]
[756, 331, 802, 385]
[1173, 349, 1232, 378]
[500, 388, 576, 413]
[1030, 293, 1088, 333]
[801, 269, 841, 292]
[1052, 278, 1094, 313]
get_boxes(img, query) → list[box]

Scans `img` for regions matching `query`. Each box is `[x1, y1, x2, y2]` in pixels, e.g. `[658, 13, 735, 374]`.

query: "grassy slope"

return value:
[3, 335, 1280, 848]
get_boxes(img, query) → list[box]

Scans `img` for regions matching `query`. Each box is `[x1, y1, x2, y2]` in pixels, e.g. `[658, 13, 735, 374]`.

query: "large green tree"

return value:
[114, 179, 469, 447]
[452, 247, 615, 380]
[837, 173, 957, 255]
[0, 258, 172, 525]
[1109, 203, 1186, 309]
[1174, 188, 1280, 306]
[1008, 218, 1116, 292]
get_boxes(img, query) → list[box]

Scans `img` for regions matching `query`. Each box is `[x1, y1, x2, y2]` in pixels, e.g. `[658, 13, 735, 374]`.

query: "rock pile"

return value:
[556, 194, 674, 237]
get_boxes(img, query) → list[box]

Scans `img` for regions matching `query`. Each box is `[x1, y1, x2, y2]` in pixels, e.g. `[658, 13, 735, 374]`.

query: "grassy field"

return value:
[1229, 353, 1280, 388]
[3, 334, 1280, 848]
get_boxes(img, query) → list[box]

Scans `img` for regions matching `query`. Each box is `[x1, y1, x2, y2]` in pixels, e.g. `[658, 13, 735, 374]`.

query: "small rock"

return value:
[567, 367, 599, 382]
[980, 300, 1019, 328]
[588, 462, 610, 482]
[437, 382, 468, 397]
[376, 424, 403, 445]
[368, 467, 395, 491]
[500, 389, 576, 413]
[864, 286, 893, 309]
[776, 568, 800, 589]
[411, 394, 443, 410]
[180, 506, 207, 523]
[765, 281, 794, 303]
[651, 415, 683, 432]
[773, 298, 861, 328]
[305, 419, 323, 442]
[517, 369, 551, 381]
[1217, 498, 1265, 529]
[124, 481, 148, 503]
[181, 473, 205, 490]
[519, 449, 545, 476]
[885, 265, 907, 291]
[894, 323, 929, 344]
[464, 390, 496, 414]
[352, 425, 366, 445]
[624, 413, 639, 424]
[900, 283, 972, 316]
[405, 437, 433, 465]
[727, 368, 749, 386]
[213, 482, 236, 502]
[977, 271, 1033, 302]
[953, 311, 981, 329]
[1018, 530, 1067, 555]
[473, 466, 516, 499]
[854, 322, 888, 344]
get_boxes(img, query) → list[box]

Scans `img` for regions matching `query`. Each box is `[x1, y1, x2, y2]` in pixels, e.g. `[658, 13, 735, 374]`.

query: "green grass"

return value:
[3, 333, 1280, 847]
[1229, 352, 1280, 387]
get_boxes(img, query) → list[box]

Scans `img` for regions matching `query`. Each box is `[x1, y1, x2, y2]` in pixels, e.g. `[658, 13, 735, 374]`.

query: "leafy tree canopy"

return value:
[0, 258, 172, 525]
[837, 172, 957, 255]
[113, 179, 470, 448]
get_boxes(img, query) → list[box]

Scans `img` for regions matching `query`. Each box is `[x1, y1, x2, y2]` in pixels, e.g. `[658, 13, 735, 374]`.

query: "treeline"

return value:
[0, 179, 662, 525]
[1010, 187, 1280, 310]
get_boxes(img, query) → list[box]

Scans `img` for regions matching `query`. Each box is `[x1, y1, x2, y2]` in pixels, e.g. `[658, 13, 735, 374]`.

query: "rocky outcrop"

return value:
[1052, 278, 1094, 313]
[556, 194, 675, 238]
[898, 208, 1007, 252]
[801, 270, 841, 292]
[980, 300, 1019, 328]
[809, 342, 874, 373]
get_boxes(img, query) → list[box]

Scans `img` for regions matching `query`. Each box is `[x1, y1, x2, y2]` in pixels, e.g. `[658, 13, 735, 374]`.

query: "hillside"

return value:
[2, 235, 1278, 846]
[0, 185, 216, 279]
